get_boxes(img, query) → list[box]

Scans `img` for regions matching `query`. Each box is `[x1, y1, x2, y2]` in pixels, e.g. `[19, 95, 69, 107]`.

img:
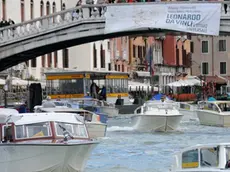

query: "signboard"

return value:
[105, 3, 221, 36]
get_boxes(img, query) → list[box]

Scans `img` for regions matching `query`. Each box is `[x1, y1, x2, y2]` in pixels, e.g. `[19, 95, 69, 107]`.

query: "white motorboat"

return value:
[70, 98, 119, 118]
[133, 100, 183, 132]
[0, 112, 98, 172]
[197, 101, 230, 127]
[171, 143, 230, 172]
[35, 103, 107, 139]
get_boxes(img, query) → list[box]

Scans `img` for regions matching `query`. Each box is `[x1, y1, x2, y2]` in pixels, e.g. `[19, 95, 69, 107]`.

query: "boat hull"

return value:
[197, 110, 230, 127]
[132, 114, 183, 132]
[99, 106, 119, 118]
[86, 122, 107, 139]
[0, 142, 97, 172]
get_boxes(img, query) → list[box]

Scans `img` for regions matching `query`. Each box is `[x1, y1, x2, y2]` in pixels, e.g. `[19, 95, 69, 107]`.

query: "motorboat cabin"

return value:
[0, 112, 98, 172]
[171, 143, 230, 171]
[197, 101, 230, 127]
[34, 105, 107, 139]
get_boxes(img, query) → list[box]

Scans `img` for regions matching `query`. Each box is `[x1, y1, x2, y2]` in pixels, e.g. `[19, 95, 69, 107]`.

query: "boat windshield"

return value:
[216, 103, 230, 112]
[55, 122, 88, 138]
[200, 147, 219, 167]
[15, 122, 51, 139]
[144, 102, 177, 111]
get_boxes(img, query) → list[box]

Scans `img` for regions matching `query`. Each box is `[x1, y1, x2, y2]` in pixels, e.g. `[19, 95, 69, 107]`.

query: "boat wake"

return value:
[107, 126, 134, 132]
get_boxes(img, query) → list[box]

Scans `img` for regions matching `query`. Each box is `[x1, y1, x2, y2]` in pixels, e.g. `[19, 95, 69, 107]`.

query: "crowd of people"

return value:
[0, 19, 15, 28]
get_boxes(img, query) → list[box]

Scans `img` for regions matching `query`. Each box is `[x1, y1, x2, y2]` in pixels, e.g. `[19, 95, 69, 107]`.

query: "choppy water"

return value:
[85, 112, 230, 172]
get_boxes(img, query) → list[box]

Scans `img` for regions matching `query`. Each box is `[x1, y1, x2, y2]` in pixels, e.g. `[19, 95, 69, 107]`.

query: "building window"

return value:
[219, 40, 226, 52]
[41, 55, 45, 67]
[202, 41, 208, 53]
[220, 62, 227, 75]
[31, 58, 36, 68]
[21, 0, 25, 22]
[30, 0, 34, 19]
[93, 43, 97, 68]
[201, 62, 209, 75]
[108, 63, 111, 71]
[40, 1, 44, 16]
[46, 1, 50, 15]
[138, 46, 142, 58]
[107, 42, 110, 51]
[100, 44, 105, 68]
[122, 64, 124, 72]
[47, 53, 52, 67]
[2, 0, 6, 20]
[52, 2, 56, 13]
[62, 3, 66, 10]
[62, 49, 69, 68]
[54, 51, 58, 68]
[190, 41, 194, 53]
[118, 65, 120, 71]
[115, 64, 117, 71]
[133, 45, 136, 58]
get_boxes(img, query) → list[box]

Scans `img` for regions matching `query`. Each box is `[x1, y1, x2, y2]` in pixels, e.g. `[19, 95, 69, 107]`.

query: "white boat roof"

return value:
[200, 100, 230, 104]
[0, 108, 20, 123]
[38, 107, 93, 114]
[176, 142, 230, 154]
[14, 113, 84, 125]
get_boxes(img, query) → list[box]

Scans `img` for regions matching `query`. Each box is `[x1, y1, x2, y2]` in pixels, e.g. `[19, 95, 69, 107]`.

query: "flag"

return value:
[145, 45, 155, 76]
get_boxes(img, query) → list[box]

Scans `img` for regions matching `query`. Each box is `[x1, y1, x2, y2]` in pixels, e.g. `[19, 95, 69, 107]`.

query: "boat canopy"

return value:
[0, 108, 21, 123]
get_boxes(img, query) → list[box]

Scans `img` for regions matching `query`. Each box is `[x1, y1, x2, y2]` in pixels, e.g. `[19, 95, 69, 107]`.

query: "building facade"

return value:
[191, 36, 230, 85]
[109, 37, 130, 72]
[0, 0, 110, 80]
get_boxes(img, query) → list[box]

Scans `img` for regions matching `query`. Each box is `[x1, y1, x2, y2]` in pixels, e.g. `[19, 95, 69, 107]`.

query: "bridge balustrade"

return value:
[0, 5, 107, 44]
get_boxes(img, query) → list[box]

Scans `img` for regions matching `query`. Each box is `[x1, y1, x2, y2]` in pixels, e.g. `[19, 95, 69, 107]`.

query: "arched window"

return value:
[2, 0, 6, 20]
[54, 51, 58, 68]
[93, 43, 97, 68]
[62, 3, 66, 10]
[30, 0, 34, 19]
[52, 2, 56, 13]
[100, 44, 105, 68]
[62, 49, 69, 68]
[40, 1, 44, 16]
[46, 1, 50, 15]
[47, 53, 52, 67]
[20, 0, 25, 22]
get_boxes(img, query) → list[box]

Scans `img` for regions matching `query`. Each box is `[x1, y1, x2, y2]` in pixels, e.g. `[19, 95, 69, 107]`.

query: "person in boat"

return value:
[90, 82, 99, 99]
[99, 86, 106, 101]
[56, 96, 61, 101]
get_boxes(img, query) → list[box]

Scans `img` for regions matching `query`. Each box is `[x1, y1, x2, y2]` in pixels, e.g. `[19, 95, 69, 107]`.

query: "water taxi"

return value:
[0, 111, 98, 172]
[171, 143, 230, 171]
[197, 101, 230, 127]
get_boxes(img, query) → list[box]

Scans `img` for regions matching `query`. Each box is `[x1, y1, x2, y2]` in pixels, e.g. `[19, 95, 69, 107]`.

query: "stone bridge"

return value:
[0, 2, 230, 71]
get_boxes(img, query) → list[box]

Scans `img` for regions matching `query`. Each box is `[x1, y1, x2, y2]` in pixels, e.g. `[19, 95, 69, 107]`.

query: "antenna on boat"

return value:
[5, 115, 12, 127]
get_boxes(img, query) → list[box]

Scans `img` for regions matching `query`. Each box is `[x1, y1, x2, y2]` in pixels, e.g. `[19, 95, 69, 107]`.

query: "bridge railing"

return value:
[0, 2, 230, 45]
[0, 5, 107, 44]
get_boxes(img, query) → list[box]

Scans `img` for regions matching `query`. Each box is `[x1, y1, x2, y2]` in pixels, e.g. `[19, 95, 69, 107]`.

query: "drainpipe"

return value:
[212, 36, 214, 76]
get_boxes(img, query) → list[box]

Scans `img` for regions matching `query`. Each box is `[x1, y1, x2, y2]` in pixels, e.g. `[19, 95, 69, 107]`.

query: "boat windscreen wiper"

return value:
[58, 124, 74, 141]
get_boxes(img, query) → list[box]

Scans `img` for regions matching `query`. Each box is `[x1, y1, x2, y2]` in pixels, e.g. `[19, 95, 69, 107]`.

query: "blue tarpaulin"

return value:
[151, 94, 171, 100]
[208, 97, 216, 101]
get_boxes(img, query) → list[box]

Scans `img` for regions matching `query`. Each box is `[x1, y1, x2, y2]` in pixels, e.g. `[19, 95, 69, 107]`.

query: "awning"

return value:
[135, 71, 150, 77]
[128, 81, 159, 91]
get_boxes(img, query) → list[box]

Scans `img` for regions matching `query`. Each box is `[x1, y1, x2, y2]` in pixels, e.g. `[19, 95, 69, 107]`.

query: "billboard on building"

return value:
[105, 3, 221, 36]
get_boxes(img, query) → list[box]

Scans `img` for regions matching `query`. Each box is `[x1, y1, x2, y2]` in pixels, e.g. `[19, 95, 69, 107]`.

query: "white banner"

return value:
[105, 3, 221, 36]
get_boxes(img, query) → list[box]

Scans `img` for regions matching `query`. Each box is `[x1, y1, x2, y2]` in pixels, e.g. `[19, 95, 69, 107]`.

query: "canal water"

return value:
[85, 113, 230, 172]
